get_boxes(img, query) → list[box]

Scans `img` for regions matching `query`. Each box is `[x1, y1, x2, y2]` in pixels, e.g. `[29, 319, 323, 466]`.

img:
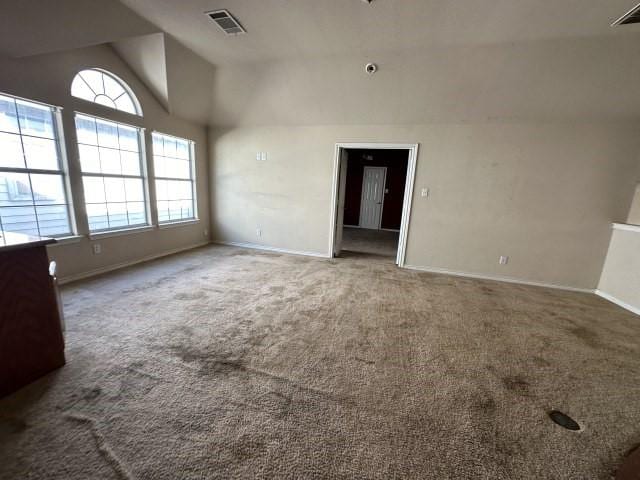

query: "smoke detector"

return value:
[365, 63, 377, 74]
[206, 9, 246, 35]
[612, 3, 640, 25]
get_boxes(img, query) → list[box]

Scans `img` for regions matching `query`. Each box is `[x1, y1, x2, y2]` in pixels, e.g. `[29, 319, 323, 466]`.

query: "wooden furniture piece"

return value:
[617, 444, 640, 480]
[0, 232, 65, 398]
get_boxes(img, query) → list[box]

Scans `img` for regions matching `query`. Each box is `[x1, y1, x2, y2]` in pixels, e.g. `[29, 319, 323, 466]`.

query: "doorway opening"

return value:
[329, 143, 418, 266]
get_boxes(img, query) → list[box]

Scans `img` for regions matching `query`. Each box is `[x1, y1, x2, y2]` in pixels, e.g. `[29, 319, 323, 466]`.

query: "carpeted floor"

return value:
[1, 245, 640, 479]
[342, 227, 399, 258]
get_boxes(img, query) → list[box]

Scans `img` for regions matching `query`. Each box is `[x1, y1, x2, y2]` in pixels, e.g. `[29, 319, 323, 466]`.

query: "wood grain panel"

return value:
[0, 245, 65, 398]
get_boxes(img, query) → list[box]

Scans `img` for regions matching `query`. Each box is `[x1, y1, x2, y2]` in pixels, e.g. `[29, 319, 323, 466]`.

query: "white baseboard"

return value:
[403, 264, 594, 293]
[58, 241, 211, 285]
[214, 240, 329, 259]
[595, 290, 640, 316]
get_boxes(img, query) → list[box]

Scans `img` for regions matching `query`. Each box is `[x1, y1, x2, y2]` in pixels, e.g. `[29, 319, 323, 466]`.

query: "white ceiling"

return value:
[118, 0, 640, 65]
[0, 0, 157, 58]
[4, 1, 640, 126]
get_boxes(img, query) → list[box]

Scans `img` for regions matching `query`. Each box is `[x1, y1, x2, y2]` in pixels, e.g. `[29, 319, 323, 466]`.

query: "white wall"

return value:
[598, 228, 640, 314]
[0, 45, 210, 281]
[211, 123, 640, 290]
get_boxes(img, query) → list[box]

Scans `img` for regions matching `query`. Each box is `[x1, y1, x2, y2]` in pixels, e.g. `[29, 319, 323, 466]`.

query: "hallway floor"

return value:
[341, 226, 399, 258]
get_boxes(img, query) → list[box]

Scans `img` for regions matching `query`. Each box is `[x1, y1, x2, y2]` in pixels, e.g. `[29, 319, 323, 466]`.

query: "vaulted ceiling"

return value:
[116, 0, 640, 64]
[3, 0, 640, 126]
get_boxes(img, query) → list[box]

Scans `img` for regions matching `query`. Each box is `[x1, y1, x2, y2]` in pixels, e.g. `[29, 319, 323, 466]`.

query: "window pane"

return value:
[96, 119, 119, 148]
[0, 95, 19, 134]
[71, 76, 95, 102]
[82, 177, 106, 204]
[152, 134, 164, 156]
[80, 70, 104, 95]
[154, 156, 167, 177]
[176, 139, 190, 159]
[0, 95, 71, 238]
[118, 125, 138, 152]
[79, 144, 100, 173]
[86, 203, 108, 231]
[104, 177, 126, 202]
[99, 147, 121, 175]
[126, 201, 146, 225]
[36, 204, 70, 236]
[23, 136, 58, 170]
[121, 151, 140, 176]
[114, 95, 136, 115]
[166, 159, 190, 179]
[163, 138, 177, 158]
[94, 94, 116, 109]
[155, 180, 168, 201]
[125, 178, 144, 202]
[169, 200, 192, 220]
[75, 115, 97, 145]
[30, 174, 66, 205]
[157, 200, 169, 222]
[71, 69, 141, 116]
[152, 133, 195, 222]
[0, 172, 33, 206]
[103, 74, 125, 100]
[107, 202, 128, 228]
[167, 180, 191, 200]
[16, 100, 54, 139]
[76, 113, 146, 233]
[0, 132, 25, 168]
[0, 205, 39, 235]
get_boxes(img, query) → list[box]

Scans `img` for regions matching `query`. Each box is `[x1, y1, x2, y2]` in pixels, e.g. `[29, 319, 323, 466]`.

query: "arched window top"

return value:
[71, 68, 142, 116]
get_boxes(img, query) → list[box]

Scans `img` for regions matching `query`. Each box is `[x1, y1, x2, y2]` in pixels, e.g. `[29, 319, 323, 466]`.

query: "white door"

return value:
[333, 150, 348, 256]
[359, 166, 387, 229]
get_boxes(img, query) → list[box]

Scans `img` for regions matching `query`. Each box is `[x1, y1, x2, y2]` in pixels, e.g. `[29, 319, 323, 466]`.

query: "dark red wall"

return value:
[343, 149, 408, 230]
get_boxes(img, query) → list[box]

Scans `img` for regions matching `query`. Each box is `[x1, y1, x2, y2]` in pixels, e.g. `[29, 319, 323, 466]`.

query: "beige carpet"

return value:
[1, 245, 640, 479]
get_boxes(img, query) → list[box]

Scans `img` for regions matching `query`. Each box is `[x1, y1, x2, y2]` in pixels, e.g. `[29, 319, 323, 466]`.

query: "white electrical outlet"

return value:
[256, 152, 261, 161]
[499, 255, 509, 265]
[421, 188, 429, 198]
[203, 229, 208, 237]
[92, 243, 102, 255]
[261, 152, 267, 161]
[256, 228, 262, 237]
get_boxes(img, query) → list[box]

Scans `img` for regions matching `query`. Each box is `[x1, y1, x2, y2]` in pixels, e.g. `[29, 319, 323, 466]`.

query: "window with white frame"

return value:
[0, 94, 73, 237]
[152, 132, 196, 223]
[75, 114, 148, 232]
[71, 69, 142, 116]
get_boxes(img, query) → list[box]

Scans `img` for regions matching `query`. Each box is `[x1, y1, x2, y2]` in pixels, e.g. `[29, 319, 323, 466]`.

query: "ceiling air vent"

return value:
[612, 3, 640, 25]
[206, 9, 246, 35]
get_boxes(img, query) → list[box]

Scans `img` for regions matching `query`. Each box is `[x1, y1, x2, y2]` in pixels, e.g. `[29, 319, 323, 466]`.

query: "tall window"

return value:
[152, 132, 196, 223]
[0, 94, 72, 237]
[71, 69, 142, 116]
[75, 114, 147, 232]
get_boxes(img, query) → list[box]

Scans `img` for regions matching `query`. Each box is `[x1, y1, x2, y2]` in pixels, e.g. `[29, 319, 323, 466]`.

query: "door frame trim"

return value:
[359, 165, 387, 230]
[328, 142, 419, 267]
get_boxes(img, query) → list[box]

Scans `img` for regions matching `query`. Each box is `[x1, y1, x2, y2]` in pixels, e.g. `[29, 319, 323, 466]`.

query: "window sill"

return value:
[49, 235, 83, 246]
[89, 225, 155, 240]
[158, 219, 200, 230]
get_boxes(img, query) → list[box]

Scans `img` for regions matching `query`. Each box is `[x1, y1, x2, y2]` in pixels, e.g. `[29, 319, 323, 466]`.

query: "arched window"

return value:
[71, 69, 142, 116]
